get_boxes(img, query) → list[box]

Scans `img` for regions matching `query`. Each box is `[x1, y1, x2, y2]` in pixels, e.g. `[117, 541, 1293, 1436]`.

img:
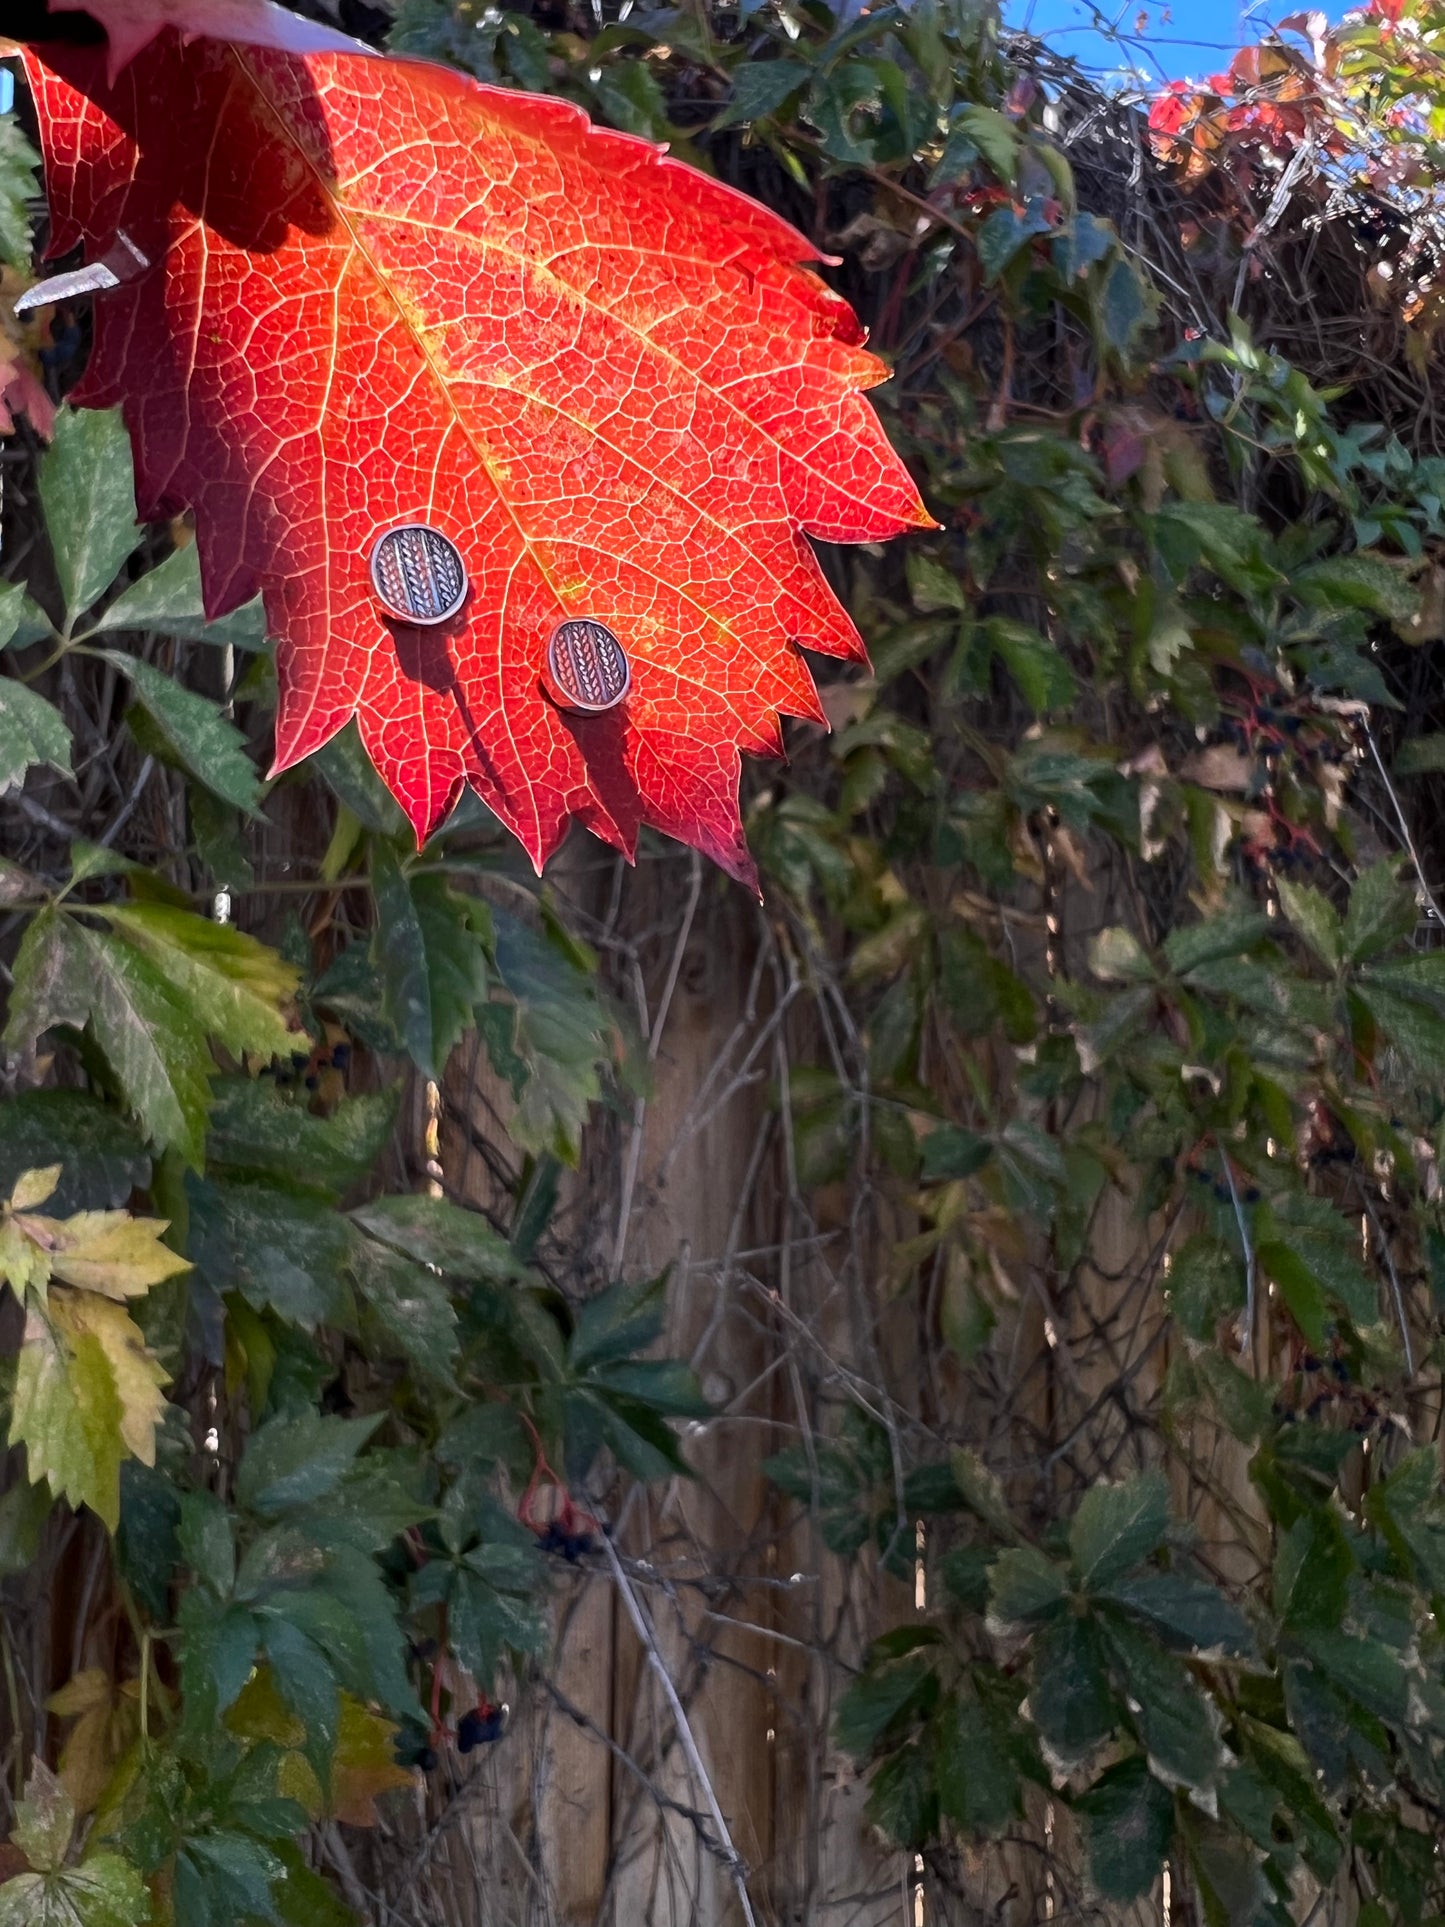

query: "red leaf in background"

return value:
[1147, 84, 1193, 137]
[19, 27, 930, 886]
[0, 352, 55, 439]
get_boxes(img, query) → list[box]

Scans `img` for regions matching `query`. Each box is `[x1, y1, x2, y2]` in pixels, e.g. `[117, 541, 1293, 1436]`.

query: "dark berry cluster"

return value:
[457, 1704, 506, 1752]
[258, 1039, 352, 1092]
[534, 1519, 596, 1563]
[1185, 1158, 1260, 1205]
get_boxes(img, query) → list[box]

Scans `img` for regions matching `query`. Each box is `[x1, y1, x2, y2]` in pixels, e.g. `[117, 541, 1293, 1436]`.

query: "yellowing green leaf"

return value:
[230, 1679, 409, 1827]
[48, 1670, 140, 1817]
[226, 1667, 306, 1749]
[10, 1307, 126, 1529]
[50, 1292, 167, 1466]
[0, 1216, 51, 1298]
[10, 1288, 169, 1529]
[39, 1209, 189, 1299]
[10, 1166, 61, 1212]
[98, 903, 300, 1061]
[276, 1750, 324, 1819]
[327, 1696, 414, 1827]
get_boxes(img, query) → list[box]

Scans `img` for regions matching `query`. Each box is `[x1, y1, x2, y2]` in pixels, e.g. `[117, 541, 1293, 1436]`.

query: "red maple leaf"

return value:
[19, 24, 930, 886]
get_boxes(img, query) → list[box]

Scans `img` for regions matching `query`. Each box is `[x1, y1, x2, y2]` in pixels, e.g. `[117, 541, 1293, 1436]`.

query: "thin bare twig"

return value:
[598, 1526, 760, 1927]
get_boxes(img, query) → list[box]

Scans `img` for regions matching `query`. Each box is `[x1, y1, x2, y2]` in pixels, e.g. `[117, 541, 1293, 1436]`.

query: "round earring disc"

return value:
[369, 524, 469, 625]
[546, 619, 631, 713]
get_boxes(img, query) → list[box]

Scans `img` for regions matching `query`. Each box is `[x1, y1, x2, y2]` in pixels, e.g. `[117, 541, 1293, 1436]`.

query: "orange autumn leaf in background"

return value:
[19, 9, 930, 888]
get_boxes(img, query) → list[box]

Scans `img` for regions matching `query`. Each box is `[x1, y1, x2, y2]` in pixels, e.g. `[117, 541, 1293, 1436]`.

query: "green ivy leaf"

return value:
[863, 1742, 938, 1850]
[1100, 1572, 1255, 1658]
[486, 909, 609, 1161]
[713, 57, 810, 127]
[975, 201, 1051, 283]
[1098, 1610, 1224, 1789]
[1294, 552, 1419, 624]
[188, 1176, 358, 1329]
[920, 1124, 992, 1179]
[176, 1831, 286, 1927]
[0, 581, 53, 652]
[350, 1193, 519, 1281]
[569, 1273, 667, 1370]
[934, 1682, 1024, 1833]
[1256, 1241, 1329, 1349]
[988, 1546, 1069, 1624]
[1028, 1614, 1117, 1764]
[1274, 1512, 1352, 1634]
[206, 1078, 397, 1201]
[906, 550, 966, 613]
[590, 57, 671, 141]
[1076, 1757, 1173, 1901]
[311, 724, 409, 837]
[561, 1384, 690, 1482]
[89, 542, 269, 649]
[100, 651, 263, 814]
[0, 678, 72, 791]
[236, 1412, 384, 1518]
[1070, 1469, 1170, 1588]
[1296, 1627, 1409, 1725]
[1181, 1813, 1268, 1927]
[1162, 912, 1272, 975]
[1354, 978, 1445, 1078]
[951, 103, 1019, 183]
[987, 618, 1076, 711]
[835, 1650, 938, 1755]
[1238, 1718, 1341, 1880]
[38, 410, 141, 622]
[6, 907, 219, 1161]
[448, 1560, 547, 1679]
[1366, 1447, 1445, 1591]
[179, 1491, 237, 1597]
[370, 843, 490, 1079]
[0, 1090, 149, 1216]
[348, 1239, 458, 1385]
[1099, 255, 1148, 355]
[1277, 879, 1344, 970]
[1165, 1237, 1245, 1341]
[1153, 501, 1283, 596]
[265, 1616, 340, 1781]
[1343, 861, 1416, 961]
[1053, 209, 1117, 280]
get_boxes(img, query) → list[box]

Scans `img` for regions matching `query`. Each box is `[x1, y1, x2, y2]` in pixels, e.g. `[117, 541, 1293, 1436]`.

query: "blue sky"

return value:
[1006, 2, 1326, 85]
